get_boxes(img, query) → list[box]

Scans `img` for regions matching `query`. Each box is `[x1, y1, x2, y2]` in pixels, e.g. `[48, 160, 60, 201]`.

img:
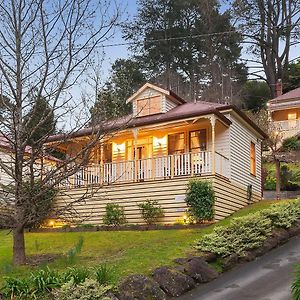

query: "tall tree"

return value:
[123, 0, 246, 101]
[232, 0, 300, 97]
[90, 59, 145, 122]
[241, 80, 271, 111]
[0, 0, 121, 265]
[284, 59, 300, 92]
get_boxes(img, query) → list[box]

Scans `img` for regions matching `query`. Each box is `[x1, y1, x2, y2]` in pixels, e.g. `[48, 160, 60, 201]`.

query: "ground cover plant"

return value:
[195, 200, 300, 257]
[0, 199, 297, 294]
[292, 264, 300, 300]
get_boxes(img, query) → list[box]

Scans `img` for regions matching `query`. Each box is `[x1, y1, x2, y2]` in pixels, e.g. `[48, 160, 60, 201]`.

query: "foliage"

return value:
[23, 95, 56, 146]
[282, 137, 300, 151]
[284, 60, 300, 93]
[94, 265, 114, 285]
[90, 58, 145, 122]
[264, 176, 276, 191]
[103, 203, 127, 226]
[195, 213, 272, 257]
[138, 200, 164, 225]
[195, 200, 300, 257]
[241, 80, 271, 111]
[292, 264, 300, 300]
[123, 0, 246, 101]
[65, 236, 84, 265]
[260, 201, 300, 229]
[30, 266, 62, 294]
[52, 279, 112, 300]
[185, 180, 215, 222]
[1, 277, 31, 300]
[63, 267, 90, 285]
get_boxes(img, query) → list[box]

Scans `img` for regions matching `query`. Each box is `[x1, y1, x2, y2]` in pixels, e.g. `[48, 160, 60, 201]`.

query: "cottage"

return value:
[48, 83, 266, 224]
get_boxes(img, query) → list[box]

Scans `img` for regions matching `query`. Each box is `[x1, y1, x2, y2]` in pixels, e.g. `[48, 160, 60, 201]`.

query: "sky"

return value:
[98, 0, 300, 81]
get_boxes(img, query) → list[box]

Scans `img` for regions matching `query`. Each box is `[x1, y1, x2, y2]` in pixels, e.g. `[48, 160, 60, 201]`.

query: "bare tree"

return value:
[0, 0, 122, 265]
[232, 0, 300, 97]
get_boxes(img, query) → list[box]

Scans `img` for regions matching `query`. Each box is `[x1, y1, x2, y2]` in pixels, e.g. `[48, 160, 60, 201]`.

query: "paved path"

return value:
[179, 236, 300, 300]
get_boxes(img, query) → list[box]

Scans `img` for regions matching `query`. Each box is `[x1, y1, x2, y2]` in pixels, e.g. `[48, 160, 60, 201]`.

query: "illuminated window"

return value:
[103, 143, 112, 163]
[189, 129, 207, 152]
[288, 113, 297, 120]
[250, 142, 256, 176]
[168, 133, 185, 155]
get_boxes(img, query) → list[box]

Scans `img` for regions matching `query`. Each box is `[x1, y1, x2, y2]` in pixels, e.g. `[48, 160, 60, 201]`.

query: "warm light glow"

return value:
[49, 220, 55, 227]
[275, 131, 279, 136]
[183, 214, 187, 224]
[153, 136, 167, 148]
[113, 142, 125, 153]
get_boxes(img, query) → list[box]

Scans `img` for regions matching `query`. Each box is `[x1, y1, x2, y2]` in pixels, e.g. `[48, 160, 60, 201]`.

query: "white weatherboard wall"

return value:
[228, 114, 262, 195]
[55, 175, 260, 225]
[0, 151, 13, 186]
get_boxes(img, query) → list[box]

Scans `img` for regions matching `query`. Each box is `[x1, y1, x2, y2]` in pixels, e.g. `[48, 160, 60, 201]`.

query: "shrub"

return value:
[261, 201, 300, 229]
[264, 176, 276, 190]
[185, 180, 215, 222]
[94, 265, 114, 285]
[282, 137, 300, 151]
[138, 200, 164, 225]
[195, 213, 272, 257]
[292, 264, 300, 300]
[103, 203, 127, 226]
[52, 279, 112, 300]
[195, 200, 300, 258]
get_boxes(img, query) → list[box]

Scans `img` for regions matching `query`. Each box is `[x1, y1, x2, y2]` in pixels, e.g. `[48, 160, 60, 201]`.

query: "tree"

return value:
[246, 109, 285, 199]
[241, 80, 271, 111]
[90, 59, 145, 122]
[123, 0, 246, 102]
[232, 0, 300, 97]
[0, 0, 121, 265]
[284, 59, 300, 92]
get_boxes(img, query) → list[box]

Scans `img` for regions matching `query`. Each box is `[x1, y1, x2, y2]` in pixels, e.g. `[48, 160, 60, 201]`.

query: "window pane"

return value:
[189, 129, 207, 152]
[168, 133, 185, 154]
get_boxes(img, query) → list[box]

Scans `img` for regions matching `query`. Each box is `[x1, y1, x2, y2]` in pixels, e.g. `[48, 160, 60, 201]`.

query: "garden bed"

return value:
[27, 223, 211, 233]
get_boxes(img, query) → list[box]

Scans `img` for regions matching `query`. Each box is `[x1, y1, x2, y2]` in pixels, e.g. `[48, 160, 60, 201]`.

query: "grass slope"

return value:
[0, 200, 293, 285]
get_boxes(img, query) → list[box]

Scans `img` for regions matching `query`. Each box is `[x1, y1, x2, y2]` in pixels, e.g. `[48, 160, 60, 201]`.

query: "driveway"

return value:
[179, 236, 300, 300]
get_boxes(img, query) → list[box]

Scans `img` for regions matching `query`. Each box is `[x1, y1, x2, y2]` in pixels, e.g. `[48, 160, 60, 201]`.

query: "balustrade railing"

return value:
[62, 151, 229, 188]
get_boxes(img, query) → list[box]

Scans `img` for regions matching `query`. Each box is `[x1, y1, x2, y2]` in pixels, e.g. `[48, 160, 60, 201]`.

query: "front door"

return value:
[135, 146, 145, 181]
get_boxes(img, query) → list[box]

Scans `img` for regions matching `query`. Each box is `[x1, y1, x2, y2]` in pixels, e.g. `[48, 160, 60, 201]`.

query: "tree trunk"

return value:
[275, 159, 281, 200]
[13, 227, 26, 265]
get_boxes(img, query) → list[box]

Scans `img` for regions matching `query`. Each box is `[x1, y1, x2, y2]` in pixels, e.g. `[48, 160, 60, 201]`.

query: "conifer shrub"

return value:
[185, 180, 215, 222]
[138, 200, 164, 225]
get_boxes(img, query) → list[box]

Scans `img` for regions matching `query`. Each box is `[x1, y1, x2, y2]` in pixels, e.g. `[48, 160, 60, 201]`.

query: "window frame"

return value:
[250, 141, 256, 176]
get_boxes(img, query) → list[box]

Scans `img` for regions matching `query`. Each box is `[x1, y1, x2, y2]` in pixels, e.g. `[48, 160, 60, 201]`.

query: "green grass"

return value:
[0, 199, 294, 286]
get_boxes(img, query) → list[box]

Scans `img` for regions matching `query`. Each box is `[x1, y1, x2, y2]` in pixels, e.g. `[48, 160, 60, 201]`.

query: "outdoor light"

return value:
[183, 214, 187, 224]
[49, 220, 55, 227]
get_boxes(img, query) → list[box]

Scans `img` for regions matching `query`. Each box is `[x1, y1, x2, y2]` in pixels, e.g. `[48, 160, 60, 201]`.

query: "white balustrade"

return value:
[60, 151, 230, 188]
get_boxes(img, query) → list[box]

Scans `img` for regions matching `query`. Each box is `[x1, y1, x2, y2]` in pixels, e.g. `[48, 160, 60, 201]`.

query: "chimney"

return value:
[275, 79, 283, 97]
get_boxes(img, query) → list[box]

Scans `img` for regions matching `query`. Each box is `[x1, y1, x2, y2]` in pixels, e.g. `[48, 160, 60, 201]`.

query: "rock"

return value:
[287, 223, 300, 237]
[201, 252, 217, 263]
[183, 257, 218, 283]
[173, 257, 189, 265]
[106, 292, 119, 300]
[117, 274, 166, 300]
[152, 266, 195, 297]
[222, 253, 239, 271]
[239, 251, 256, 263]
[252, 237, 278, 257]
[272, 228, 289, 244]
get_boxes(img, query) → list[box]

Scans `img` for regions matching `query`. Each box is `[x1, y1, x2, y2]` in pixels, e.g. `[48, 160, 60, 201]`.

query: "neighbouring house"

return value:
[0, 135, 60, 188]
[47, 83, 267, 224]
[267, 85, 300, 140]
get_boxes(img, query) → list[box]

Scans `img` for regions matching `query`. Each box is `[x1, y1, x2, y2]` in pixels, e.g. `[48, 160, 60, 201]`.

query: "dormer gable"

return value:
[126, 83, 185, 117]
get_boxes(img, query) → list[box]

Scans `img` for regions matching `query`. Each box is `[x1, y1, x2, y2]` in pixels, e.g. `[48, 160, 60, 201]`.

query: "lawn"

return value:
[0, 199, 294, 285]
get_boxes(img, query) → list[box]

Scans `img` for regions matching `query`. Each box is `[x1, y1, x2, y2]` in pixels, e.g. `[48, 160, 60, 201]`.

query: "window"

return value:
[103, 143, 112, 163]
[168, 133, 185, 155]
[250, 142, 256, 176]
[288, 113, 297, 120]
[189, 129, 207, 152]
